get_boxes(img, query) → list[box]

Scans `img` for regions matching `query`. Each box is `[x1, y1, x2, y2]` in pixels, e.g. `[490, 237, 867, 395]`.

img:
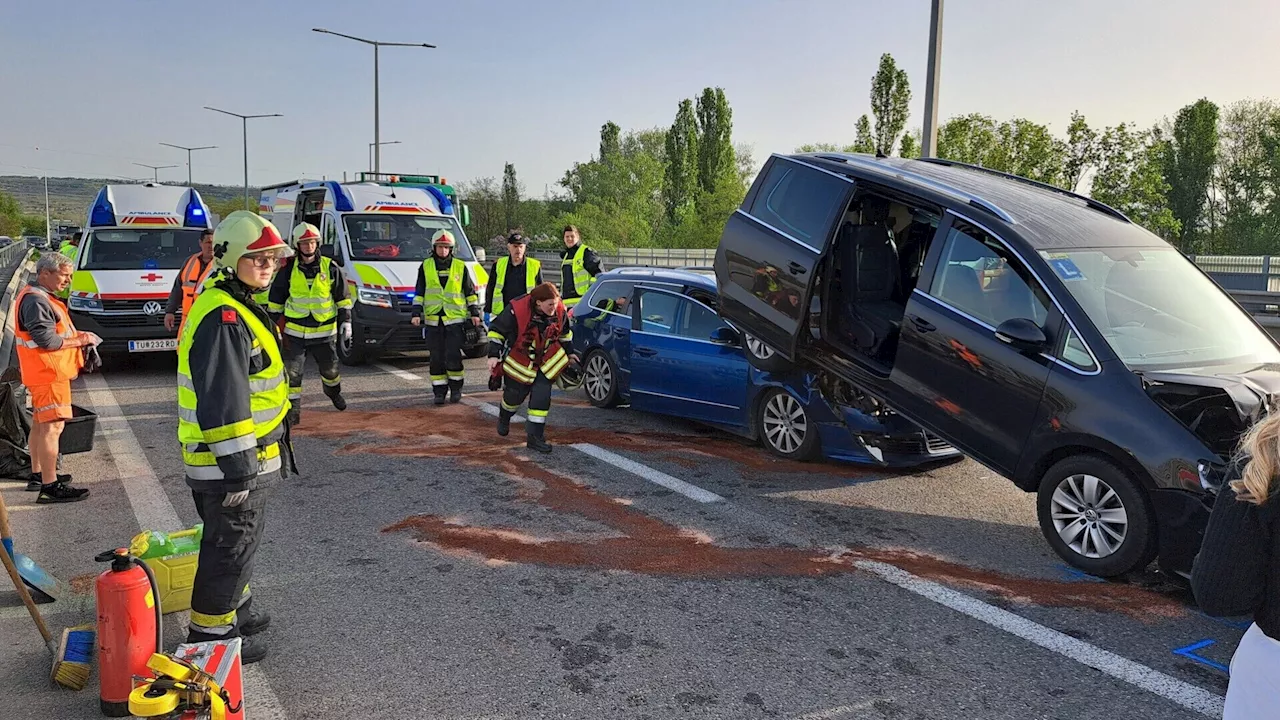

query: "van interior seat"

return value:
[835, 221, 904, 361]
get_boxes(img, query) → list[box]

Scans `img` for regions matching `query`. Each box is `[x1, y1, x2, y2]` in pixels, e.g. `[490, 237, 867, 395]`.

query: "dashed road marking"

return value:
[856, 559, 1224, 718]
[81, 373, 288, 720]
[791, 700, 880, 719]
[570, 442, 725, 504]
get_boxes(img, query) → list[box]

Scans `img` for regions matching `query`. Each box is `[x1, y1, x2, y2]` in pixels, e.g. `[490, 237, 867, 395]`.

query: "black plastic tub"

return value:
[58, 405, 97, 455]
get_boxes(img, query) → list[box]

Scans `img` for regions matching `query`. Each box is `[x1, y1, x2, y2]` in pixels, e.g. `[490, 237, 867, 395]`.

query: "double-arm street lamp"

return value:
[204, 107, 283, 209]
[133, 163, 179, 183]
[159, 142, 218, 186]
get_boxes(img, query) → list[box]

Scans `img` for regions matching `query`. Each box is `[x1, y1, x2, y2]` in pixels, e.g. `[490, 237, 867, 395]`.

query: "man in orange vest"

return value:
[15, 252, 100, 502]
[164, 227, 215, 335]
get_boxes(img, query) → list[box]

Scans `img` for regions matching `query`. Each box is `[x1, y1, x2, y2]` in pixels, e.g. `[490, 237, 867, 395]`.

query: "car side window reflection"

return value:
[928, 224, 1050, 328]
[679, 302, 725, 341]
[638, 291, 680, 335]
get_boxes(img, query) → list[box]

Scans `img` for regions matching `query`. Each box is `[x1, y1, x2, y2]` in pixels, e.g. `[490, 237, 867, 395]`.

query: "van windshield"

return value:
[82, 228, 205, 270]
[1043, 247, 1280, 370]
[342, 215, 475, 262]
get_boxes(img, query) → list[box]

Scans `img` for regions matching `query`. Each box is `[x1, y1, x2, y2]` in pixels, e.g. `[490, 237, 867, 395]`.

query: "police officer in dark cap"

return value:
[485, 231, 544, 322]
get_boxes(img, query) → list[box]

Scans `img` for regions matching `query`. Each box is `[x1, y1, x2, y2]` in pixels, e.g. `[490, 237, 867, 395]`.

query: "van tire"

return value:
[742, 332, 792, 375]
[1036, 455, 1157, 578]
[337, 324, 367, 366]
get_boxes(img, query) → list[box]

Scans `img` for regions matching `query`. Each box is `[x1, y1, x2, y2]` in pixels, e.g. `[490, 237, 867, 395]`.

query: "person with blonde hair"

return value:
[1193, 411, 1280, 717]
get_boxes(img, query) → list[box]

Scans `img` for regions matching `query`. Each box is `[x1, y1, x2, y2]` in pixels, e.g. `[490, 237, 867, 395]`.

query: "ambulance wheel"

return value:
[338, 324, 367, 366]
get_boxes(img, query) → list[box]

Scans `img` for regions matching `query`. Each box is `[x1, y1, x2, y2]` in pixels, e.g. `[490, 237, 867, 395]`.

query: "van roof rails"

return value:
[916, 157, 1132, 223]
[810, 153, 1015, 225]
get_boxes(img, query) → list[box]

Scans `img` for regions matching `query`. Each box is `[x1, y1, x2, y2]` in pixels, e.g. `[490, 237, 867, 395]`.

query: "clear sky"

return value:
[1, 0, 1277, 194]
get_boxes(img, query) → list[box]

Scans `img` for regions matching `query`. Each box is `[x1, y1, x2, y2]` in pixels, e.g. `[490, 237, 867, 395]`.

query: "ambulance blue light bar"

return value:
[424, 186, 454, 215]
[183, 190, 211, 228]
[89, 187, 117, 227]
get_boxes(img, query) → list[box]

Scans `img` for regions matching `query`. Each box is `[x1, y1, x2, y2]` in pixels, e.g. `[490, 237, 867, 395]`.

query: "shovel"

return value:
[0, 491, 62, 603]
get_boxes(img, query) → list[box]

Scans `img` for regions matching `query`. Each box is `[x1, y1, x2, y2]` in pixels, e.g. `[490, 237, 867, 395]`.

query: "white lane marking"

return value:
[569, 443, 725, 504]
[0, 592, 93, 620]
[80, 373, 288, 720]
[373, 362, 524, 422]
[791, 700, 880, 720]
[855, 560, 1224, 719]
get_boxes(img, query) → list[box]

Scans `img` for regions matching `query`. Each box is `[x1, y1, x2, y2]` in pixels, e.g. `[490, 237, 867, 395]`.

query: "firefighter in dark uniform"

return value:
[411, 230, 481, 404]
[267, 222, 352, 424]
[559, 224, 603, 309]
[487, 281, 576, 453]
[177, 211, 294, 664]
[485, 232, 543, 320]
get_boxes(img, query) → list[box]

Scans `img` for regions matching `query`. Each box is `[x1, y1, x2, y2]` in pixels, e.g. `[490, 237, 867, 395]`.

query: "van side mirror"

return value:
[475, 247, 486, 263]
[994, 318, 1047, 352]
[710, 326, 741, 346]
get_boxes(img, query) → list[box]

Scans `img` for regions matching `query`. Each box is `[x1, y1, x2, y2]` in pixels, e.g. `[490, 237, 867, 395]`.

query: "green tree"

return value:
[457, 177, 504, 251]
[1214, 100, 1280, 254]
[1159, 99, 1220, 252]
[899, 131, 920, 159]
[501, 162, 522, 232]
[557, 127, 667, 250]
[0, 191, 23, 238]
[1091, 123, 1180, 239]
[696, 87, 735, 194]
[1062, 111, 1099, 193]
[20, 214, 46, 236]
[937, 114, 1063, 184]
[600, 122, 621, 161]
[662, 98, 699, 221]
[869, 53, 911, 156]
[853, 115, 875, 153]
[937, 114, 1000, 165]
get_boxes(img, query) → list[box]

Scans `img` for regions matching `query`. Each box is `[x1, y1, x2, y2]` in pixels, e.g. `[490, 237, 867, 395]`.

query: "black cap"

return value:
[506, 233, 528, 245]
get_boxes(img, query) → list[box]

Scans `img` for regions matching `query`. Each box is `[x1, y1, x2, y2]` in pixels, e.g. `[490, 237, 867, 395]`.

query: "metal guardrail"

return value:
[529, 248, 716, 269]
[0, 247, 36, 366]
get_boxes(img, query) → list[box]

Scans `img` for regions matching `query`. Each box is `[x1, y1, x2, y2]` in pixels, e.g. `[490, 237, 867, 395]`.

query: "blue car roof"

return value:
[597, 267, 717, 291]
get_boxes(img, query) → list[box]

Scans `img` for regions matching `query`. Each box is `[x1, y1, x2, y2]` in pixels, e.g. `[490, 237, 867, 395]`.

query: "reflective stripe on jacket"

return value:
[277, 256, 348, 339]
[491, 256, 542, 315]
[560, 244, 597, 306]
[14, 285, 82, 386]
[177, 286, 289, 488]
[415, 257, 473, 326]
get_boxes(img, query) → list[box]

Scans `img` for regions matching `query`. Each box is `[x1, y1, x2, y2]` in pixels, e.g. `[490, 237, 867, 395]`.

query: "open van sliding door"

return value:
[714, 157, 852, 360]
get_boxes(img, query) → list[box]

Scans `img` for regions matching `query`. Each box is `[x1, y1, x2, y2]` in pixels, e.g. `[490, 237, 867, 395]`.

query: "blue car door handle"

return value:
[634, 347, 658, 357]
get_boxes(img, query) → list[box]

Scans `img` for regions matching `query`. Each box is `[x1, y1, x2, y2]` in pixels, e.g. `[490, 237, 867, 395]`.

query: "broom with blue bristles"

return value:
[0, 493, 94, 689]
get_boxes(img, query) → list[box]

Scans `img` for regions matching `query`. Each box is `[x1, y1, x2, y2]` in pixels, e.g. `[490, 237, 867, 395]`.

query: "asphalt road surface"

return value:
[0, 352, 1245, 719]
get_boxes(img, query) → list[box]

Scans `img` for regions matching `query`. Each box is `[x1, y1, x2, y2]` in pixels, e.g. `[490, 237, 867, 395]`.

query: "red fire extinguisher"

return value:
[94, 548, 162, 717]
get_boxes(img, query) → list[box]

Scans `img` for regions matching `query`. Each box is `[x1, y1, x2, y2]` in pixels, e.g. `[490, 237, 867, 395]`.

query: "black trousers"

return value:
[426, 323, 465, 394]
[189, 488, 268, 637]
[501, 371, 553, 425]
[283, 334, 342, 407]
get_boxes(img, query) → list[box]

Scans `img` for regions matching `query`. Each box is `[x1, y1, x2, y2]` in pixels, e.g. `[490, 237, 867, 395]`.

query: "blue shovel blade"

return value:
[3, 538, 61, 603]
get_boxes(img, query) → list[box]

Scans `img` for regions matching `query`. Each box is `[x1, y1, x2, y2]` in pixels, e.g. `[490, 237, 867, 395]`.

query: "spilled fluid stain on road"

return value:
[295, 404, 1186, 620]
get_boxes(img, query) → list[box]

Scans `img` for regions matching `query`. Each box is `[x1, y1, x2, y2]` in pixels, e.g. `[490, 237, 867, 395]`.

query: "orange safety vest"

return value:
[14, 285, 83, 387]
[177, 253, 210, 337]
[502, 295, 570, 385]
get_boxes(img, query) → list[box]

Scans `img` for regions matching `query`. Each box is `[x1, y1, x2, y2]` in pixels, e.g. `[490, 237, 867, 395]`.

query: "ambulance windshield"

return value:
[343, 215, 475, 262]
[82, 228, 205, 270]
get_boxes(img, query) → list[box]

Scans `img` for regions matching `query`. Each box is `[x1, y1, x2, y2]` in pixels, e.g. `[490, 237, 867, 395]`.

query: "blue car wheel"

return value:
[583, 350, 622, 408]
[757, 388, 819, 461]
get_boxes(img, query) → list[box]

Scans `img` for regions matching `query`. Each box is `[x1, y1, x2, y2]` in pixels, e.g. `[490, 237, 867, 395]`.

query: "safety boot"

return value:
[433, 389, 447, 406]
[286, 403, 301, 426]
[237, 597, 272, 636]
[325, 385, 347, 411]
[449, 380, 463, 404]
[526, 422, 552, 454]
[185, 630, 268, 664]
[497, 409, 513, 437]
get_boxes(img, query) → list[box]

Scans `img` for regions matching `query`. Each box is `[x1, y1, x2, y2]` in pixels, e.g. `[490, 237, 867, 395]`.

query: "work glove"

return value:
[340, 321, 352, 343]
[81, 345, 102, 374]
[222, 490, 250, 508]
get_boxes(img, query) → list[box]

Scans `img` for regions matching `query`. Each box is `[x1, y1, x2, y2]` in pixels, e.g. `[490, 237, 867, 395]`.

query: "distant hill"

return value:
[0, 175, 259, 223]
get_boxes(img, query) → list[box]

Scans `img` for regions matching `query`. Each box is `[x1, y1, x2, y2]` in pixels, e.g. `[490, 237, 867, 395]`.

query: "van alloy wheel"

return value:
[745, 334, 775, 361]
[1049, 473, 1128, 559]
[584, 354, 612, 403]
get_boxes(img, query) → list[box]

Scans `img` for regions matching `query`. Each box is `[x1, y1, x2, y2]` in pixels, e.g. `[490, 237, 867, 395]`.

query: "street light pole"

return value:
[312, 28, 435, 175]
[921, 0, 944, 158]
[159, 143, 218, 185]
[368, 140, 402, 174]
[133, 163, 179, 183]
[43, 176, 50, 243]
[204, 107, 283, 209]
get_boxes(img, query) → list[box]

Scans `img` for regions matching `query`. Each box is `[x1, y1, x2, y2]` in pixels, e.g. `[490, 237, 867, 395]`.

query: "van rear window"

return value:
[82, 229, 204, 270]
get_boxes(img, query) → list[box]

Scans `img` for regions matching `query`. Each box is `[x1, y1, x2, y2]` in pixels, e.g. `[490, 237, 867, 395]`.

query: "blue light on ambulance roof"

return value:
[89, 187, 116, 227]
[184, 190, 211, 228]
[325, 181, 354, 212]
[424, 186, 454, 215]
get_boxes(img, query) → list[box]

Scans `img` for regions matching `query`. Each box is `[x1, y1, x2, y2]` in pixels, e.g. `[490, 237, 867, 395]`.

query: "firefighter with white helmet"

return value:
[266, 222, 352, 424]
[411, 229, 481, 404]
[176, 210, 295, 664]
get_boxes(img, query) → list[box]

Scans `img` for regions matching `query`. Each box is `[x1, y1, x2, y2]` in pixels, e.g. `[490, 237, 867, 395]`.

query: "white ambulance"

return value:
[68, 184, 213, 353]
[258, 177, 489, 365]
